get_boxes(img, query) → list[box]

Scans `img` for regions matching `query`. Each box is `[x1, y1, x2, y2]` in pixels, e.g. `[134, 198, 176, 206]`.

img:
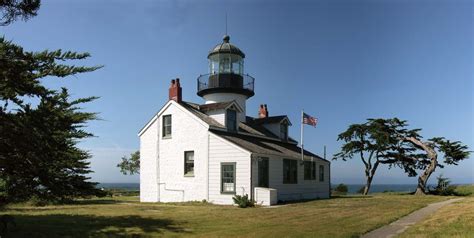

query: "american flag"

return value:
[303, 112, 318, 127]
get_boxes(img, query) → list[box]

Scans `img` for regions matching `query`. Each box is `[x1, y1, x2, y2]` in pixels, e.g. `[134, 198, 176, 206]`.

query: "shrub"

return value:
[429, 174, 459, 196]
[334, 184, 348, 194]
[357, 186, 365, 194]
[232, 194, 254, 208]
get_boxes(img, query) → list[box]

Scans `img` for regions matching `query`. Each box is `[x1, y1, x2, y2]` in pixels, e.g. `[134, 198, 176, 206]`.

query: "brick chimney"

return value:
[258, 104, 268, 118]
[169, 78, 182, 102]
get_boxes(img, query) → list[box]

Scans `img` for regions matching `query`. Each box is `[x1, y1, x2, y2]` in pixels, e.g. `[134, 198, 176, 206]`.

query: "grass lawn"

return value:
[398, 184, 474, 238]
[0, 194, 450, 238]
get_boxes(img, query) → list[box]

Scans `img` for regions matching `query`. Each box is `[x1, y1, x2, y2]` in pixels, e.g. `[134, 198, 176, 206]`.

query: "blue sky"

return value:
[3, 0, 473, 184]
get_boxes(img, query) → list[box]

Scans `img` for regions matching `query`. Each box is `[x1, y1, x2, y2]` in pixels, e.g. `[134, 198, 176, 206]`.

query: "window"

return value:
[258, 157, 269, 187]
[226, 109, 237, 132]
[280, 122, 288, 140]
[162, 115, 172, 138]
[283, 159, 297, 184]
[319, 165, 325, 182]
[184, 151, 194, 176]
[304, 161, 316, 180]
[221, 163, 236, 194]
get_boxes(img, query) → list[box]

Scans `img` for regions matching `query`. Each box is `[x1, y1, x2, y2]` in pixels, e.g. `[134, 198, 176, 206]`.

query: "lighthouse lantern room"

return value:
[197, 35, 255, 121]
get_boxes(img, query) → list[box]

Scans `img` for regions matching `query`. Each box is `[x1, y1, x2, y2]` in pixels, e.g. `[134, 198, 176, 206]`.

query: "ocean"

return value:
[97, 183, 427, 194]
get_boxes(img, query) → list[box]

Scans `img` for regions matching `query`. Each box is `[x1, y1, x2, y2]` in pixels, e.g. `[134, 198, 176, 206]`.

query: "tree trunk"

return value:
[404, 137, 438, 195]
[363, 160, 379, 195]
[363, 176, 372, 195]
[415, 155, 438, 195]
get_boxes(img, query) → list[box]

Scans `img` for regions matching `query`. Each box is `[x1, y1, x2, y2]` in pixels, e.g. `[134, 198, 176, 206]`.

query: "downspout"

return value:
[206, 133, 210, 201]
[328, 161, 331, 198]
[250, 154, 254, 201]
[156, 118, 161, 201]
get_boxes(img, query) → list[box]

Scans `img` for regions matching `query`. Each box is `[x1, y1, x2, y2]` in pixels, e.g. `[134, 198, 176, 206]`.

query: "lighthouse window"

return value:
[226, 109, 237, 132]
[219, 57, 231, 73]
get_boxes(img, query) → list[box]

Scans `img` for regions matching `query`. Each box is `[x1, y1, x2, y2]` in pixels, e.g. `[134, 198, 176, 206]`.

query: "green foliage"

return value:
[453, 185, 474, 197]
[232, 194, 254, 208]
[117, 151, 140, 175]
[0, 37, 104, 203]
[99, 189, 137, 197]
[334, 184, 348, 194]
[357, 186, 365, 194]
[335, 117, 471, 195]
[429, 137, 471, 166]
[334, 118, 420, 194]
[0, 0, 41, 26]
[429, 174, 459, 196]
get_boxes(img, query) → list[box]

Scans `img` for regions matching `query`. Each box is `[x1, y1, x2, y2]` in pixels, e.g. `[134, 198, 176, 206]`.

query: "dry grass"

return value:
[0, 194, 449, 237]
[398, 185, 474, 238]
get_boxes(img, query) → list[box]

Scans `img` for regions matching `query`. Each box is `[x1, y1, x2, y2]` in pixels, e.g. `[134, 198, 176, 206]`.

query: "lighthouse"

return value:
[139, 34, 330, 205]
[197, 35, 255, 122]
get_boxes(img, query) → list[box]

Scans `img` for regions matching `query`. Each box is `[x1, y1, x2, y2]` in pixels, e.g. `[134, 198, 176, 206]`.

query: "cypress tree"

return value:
[0, 37, 104, 203]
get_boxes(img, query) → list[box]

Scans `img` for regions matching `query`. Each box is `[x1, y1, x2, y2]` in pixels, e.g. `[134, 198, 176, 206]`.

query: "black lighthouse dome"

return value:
[197, 35, 255, 98]
[208, 35, 245, 58]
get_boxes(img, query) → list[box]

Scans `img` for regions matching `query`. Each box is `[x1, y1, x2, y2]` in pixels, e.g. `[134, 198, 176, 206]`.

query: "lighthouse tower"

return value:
[197, 35, 255, 122]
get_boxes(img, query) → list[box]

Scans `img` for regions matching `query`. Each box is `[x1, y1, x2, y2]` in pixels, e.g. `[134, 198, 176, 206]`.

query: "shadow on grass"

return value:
[1, 214, 189, 237]
[71, 198, 134, 205]
[330, 195, 374, 199]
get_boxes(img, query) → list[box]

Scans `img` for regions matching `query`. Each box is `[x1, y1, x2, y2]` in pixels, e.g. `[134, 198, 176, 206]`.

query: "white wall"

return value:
[157, 103, 210, 202]
[253, 156, 330, 201]
[207, 109, 225, 126]
[140, 101, 211, 203]
[140, 118, 159, 202]
[208, 133, 252, 204]
[203, 93, 247, 122]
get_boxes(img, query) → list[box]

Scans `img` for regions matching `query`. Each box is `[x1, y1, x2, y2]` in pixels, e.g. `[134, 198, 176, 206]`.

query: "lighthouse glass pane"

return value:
[209, 55, 219, 74]
[219, 55, 231, 73]
[231, 55, 243, 75]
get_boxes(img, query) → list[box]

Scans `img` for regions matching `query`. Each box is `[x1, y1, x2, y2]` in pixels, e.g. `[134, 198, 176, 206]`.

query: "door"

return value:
[258, 157, 269, 188]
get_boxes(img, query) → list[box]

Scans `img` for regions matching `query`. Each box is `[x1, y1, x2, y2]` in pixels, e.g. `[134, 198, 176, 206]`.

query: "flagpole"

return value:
[324, 145, 326, 160]
[301, 110, 304, 161]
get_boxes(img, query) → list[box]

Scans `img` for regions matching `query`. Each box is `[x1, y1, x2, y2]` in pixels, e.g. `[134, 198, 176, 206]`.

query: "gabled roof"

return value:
[198, 101, 243, 113]
[210, 129, 329, 162]
[250, 115, 292, 126]
[179, 101, 224, 128]
[140, 100, 322, 160]
[179, 101, 298, 144]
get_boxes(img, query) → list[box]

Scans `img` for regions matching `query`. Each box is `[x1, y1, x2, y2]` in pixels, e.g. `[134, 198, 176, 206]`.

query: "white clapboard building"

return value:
[139, 35, 330, 205]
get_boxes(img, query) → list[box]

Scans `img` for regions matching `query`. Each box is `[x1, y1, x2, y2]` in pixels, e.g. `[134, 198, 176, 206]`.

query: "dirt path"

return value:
[362, 197, 464, 238]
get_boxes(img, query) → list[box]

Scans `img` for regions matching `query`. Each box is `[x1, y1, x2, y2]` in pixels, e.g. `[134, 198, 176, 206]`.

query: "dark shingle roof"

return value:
[199, 101, 235, 112]
[208, 35, 245, 58]
[210, 129, 328, 162]
[179, 101, 224, 128]
[250, 116, 291, 125]
[180, 101, 298, 141]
